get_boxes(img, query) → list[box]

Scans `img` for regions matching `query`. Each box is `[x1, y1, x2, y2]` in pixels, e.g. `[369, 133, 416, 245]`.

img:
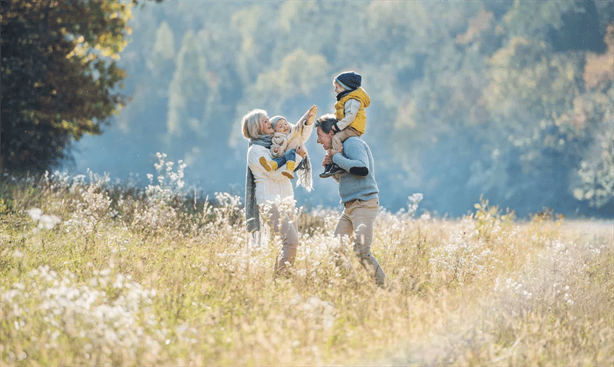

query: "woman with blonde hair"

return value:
[242, 105, 316, 276]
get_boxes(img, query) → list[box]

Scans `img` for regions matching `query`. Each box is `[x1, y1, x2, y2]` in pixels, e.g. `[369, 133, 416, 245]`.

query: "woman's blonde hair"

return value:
[241, 109, 268, 140]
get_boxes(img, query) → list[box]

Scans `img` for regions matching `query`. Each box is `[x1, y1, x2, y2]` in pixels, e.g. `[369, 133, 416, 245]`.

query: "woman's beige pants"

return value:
[261, 203, 299, 276]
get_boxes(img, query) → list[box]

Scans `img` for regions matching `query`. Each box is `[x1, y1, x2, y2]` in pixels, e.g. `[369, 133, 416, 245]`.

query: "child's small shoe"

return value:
[329, 163, 343, 174]
[282, 161, 295, 179]
[319, 164, 332, 178]
[260, 156, 278, 172]
[320, 163, 343, 178]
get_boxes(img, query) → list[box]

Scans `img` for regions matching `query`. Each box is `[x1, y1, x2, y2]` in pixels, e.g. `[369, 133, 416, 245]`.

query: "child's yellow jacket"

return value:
[334, 87, 370, 135]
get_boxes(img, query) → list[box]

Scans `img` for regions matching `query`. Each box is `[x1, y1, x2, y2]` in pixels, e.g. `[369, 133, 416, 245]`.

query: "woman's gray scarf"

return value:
[245, 136, 272, 233]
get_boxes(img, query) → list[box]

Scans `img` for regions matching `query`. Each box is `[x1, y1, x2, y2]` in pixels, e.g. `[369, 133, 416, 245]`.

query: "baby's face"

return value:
[274, 119, 290, 134]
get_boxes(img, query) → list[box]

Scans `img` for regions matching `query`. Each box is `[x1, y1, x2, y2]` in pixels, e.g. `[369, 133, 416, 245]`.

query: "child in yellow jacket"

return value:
[320, 71, 370, 178]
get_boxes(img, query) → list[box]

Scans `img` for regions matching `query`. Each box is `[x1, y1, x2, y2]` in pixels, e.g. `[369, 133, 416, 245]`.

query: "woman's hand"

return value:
[296, 144, 307, 158]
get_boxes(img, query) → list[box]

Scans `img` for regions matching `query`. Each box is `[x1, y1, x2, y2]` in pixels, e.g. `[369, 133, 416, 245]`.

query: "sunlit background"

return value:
[59, 0, 614, 218]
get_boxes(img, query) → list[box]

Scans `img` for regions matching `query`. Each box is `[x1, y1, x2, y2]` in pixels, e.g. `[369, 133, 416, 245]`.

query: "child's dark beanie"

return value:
[335, 71, 361, 91]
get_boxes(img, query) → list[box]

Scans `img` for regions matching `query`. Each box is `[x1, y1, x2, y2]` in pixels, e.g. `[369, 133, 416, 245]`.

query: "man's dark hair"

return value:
[314, 114, 338, 134]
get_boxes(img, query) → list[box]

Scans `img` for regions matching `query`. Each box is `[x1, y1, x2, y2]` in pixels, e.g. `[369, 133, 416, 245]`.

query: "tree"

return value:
[572, 23, 614, 208]
[1, 0, 133, 172]
[164, 30, 212, 160]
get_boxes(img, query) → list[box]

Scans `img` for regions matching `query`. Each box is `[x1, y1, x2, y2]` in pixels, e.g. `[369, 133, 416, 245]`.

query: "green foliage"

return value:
[0, 198, 11, 215]
[0, 0, 132, 172]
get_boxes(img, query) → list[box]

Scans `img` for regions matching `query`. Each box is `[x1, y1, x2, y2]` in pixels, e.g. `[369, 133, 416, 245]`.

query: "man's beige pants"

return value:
[334, 198, 386, 286]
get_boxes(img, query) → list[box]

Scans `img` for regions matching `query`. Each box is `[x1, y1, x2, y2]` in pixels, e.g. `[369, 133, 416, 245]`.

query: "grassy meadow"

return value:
[1, 158, 613, 366]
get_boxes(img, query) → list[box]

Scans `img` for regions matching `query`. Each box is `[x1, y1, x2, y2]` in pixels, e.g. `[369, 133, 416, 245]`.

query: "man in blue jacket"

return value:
[315, 114, 386, 287]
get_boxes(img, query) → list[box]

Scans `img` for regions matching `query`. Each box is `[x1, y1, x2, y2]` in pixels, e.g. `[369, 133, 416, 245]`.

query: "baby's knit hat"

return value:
[335, 71, 362, 91]
[270, 116, 286, 130]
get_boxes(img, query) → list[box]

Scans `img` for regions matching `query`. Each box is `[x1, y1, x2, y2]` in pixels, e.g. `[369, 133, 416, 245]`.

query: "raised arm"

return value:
[295, 105, 317, 142]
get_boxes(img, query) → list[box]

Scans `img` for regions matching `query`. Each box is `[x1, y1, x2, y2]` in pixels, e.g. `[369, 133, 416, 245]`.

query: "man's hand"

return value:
[322, 145, 342, 166]
[322, 153, 333, 166]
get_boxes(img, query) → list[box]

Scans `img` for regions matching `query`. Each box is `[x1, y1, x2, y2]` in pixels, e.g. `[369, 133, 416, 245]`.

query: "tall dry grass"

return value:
[1, 156, 612, 366]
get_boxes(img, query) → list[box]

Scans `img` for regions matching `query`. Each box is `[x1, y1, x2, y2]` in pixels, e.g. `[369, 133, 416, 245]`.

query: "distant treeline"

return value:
[3, 0, 613, 217]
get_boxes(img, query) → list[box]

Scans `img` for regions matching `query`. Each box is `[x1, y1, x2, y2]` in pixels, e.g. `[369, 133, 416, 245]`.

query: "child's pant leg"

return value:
[272, 156, 286, 167]
[267, 148, 295, 168]
[283, 148, 296, 162]
[332, 128, 361, 152]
